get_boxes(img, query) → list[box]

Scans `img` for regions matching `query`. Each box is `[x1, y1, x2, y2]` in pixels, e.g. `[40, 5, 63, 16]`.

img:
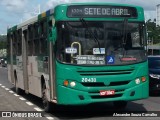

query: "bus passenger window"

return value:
[28, 41, 33, 56]
[34, 23, 39, 39]
[12, 32, 17, 56]
[39, 20, 47, 55]
[17, 29, 22, 56]
[28, 25, 34, 56]
[7, 34, 11, 58]
[34, 39, 39, 55]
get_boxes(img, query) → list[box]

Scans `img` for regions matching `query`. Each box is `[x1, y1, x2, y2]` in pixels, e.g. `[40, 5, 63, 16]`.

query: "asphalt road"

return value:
[0, 66, 160, 120]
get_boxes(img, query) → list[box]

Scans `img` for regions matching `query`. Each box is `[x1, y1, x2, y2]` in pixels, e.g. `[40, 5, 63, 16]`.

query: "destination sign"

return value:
[67, 5, 137, 18]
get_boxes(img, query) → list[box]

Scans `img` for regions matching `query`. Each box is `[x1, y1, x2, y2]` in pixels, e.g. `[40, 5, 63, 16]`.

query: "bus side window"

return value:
[28, 25, 34, 56]
[48, 20, 52, 36]
[33, 39, 39, 56]
[7, 34, 11, 63]
[34, 23, 39, 39]
[39, 20, 47, 55]
[17, 29, 22, 56]
[33, 22, 39, 56]
[12, 32, 17, 56]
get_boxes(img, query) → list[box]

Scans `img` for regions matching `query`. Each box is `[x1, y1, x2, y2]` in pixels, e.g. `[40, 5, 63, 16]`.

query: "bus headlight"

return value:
[70, 81, 76, 87]
[135, 78, 140, 84]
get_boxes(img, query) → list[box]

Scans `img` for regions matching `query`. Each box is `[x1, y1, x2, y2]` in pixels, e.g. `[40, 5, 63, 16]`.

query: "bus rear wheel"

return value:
[15, 81, 24, 95]
[15, 72, 24, 95]
[113, 101, 128, 109]
[42, 84, 52, 112]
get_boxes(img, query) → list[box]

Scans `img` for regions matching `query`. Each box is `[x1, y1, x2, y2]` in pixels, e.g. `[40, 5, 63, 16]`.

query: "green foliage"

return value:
[146, 19, 160, 44]
[0, 35, 7, 49]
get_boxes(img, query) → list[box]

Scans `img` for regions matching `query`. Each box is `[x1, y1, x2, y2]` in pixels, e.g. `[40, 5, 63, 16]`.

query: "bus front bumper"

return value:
[56, 81, 149, 105]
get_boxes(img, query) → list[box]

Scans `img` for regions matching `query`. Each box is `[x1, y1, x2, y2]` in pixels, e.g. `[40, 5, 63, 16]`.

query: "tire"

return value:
[15, 73, 24, 95]
[113, 101, 128, 109]
[42, 84, 53, 112]
[15, 80, 24, 95]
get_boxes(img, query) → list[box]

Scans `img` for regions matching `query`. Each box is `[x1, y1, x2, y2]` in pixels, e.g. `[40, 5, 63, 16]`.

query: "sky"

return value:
[0, 0, 159, 35]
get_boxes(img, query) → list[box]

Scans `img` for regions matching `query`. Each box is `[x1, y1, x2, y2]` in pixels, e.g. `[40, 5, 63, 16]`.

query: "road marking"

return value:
[19, 97, 26, 100]
[1, 86, 5, 88]
[34, 107, 43, 111]
[14, 94, 19, 96]
[9, 90, 14, 93]
[26, 102, 33, 106]
[46, 117, 54, 120]
[0, 82, 54, 120]
[5, 88, 9, 90]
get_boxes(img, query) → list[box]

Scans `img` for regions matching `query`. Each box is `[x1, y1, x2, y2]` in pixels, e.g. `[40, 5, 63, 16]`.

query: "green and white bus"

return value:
[7, 3, 149, 112]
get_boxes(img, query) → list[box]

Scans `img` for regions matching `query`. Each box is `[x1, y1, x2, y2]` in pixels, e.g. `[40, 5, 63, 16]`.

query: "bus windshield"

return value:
[56, 21, 147, 66]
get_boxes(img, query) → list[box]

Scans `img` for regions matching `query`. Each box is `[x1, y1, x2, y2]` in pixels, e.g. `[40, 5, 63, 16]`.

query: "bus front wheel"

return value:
[42, 84, 52, 112]
[113, 101, 128, 109]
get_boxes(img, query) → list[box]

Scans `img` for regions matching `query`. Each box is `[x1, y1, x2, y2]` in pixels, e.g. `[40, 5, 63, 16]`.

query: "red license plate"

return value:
[100, 90, 115, 96]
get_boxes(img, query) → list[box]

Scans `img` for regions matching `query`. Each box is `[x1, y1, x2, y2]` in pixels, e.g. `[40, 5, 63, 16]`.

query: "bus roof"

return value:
[7, 9, 54, 33]
[17, 16, 37, 29]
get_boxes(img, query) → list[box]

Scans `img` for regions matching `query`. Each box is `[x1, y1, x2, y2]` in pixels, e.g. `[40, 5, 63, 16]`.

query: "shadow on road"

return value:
[10, 87, 44, 108]
[51, 102, 147, 119]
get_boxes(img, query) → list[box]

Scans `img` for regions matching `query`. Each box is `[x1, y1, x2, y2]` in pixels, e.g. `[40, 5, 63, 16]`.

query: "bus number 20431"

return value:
[82, 78, 96, 82]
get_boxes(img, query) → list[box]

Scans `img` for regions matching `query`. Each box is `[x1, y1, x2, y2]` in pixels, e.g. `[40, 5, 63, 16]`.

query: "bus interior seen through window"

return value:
[56, 21, 147, 65]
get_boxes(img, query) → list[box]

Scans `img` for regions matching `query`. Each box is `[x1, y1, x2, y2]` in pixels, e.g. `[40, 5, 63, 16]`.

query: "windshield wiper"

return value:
[122, 18, 128, 56]
[80, 18, 101, 54]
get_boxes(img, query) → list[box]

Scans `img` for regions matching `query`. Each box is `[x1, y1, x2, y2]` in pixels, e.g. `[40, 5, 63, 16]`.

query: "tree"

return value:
[146, 19, 160, 44]
[0, 35, 7, 49]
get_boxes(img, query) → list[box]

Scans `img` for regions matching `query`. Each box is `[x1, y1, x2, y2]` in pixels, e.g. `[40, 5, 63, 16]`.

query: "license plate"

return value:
[100, 90, 115, 96]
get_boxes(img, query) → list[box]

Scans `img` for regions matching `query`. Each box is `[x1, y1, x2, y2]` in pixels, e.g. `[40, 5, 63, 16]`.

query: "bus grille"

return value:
[81, 82, 105, 87]
[81, 80, 130, 87]
[77, 69, 134, 76]
[109, 81, 130, 86]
